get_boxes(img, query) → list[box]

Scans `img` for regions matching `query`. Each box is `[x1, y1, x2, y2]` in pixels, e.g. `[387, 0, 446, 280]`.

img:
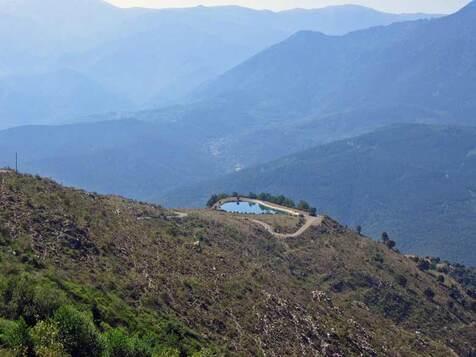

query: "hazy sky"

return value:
[106, 0, 471, 14]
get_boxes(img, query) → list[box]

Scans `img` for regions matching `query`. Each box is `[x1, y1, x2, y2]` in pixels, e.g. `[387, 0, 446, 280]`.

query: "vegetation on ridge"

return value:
[0, 171, 475, 356]
[206, 192, 317, 215]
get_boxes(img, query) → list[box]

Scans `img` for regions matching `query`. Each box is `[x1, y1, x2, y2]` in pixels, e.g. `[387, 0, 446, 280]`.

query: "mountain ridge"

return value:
[0, 170, 474, 355]
[0, 1, 438, 129]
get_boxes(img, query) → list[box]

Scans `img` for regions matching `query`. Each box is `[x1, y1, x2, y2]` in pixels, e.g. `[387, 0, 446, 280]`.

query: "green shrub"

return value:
[30, 320, 67, 357]
[102, 327, 151, 357]
[0, 318, 31, 355]
[0, 274, 66, 325]
[54, 305, 104, 357]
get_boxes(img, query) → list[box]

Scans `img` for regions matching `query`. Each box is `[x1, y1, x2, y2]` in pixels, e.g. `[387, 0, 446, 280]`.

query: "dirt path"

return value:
[173, 211, 188, 219]
[251, 215, 323, 238]
[213, 197, 323, 238]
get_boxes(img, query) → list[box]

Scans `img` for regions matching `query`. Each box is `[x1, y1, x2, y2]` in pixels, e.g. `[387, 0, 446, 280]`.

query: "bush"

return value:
[54, 306, 104, 357]
[424, 288, 435, 300]
[0, 318, 31, 355]
[248, 192, 257, 199]
[395, 275, 407, 287]
[102, 328, 151, 357]
[297, 201, 310, 211]
[206, 194, 228, 208]
[418, 260, 431, 271]
[30, 320, 67, 357]
[0, 274, 66, 325]
[385, 240, 396, 250]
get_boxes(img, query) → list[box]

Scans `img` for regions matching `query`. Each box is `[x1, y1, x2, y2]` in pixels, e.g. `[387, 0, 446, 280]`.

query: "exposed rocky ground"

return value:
[0, 170, 475, 356]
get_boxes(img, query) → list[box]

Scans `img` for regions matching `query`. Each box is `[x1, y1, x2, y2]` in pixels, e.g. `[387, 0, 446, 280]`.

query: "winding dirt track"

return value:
[212, 197, 323, 238]
[251, 215, 323, 238]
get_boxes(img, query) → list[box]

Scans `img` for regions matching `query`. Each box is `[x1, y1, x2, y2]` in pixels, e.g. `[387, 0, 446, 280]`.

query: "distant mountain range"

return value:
[0, 0, 438, 129]
[2, 2, 476, 266]
[163, 124, 476, 266]
[162, 0, 476, 169]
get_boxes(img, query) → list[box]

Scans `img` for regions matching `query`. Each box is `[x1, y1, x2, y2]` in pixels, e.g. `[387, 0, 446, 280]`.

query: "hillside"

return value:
[0, 171, 475, 355]
[0, 1, 436, 129]
[163, 124, 476, 266]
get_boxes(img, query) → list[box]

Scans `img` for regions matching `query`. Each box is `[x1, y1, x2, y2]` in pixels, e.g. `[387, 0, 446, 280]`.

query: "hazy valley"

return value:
[0, 0, 475, 355]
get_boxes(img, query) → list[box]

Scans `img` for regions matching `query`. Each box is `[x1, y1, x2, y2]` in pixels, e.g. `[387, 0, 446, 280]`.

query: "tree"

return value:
[0, 318, 31, 355]
[386, 240, 396, 250]
[309, 207, 317, 217]
[53, 306, 103, 357]
[381, 232, 389, 243]
[437, 275, 445, 283]
[297, 201, 310, 211]
[418, 260, 431, 271]
[356, 225, 362, 235]
[102, 328, 151, 357]
[30, 321, 67, 357]
[424, 288, 435, 300]
[396, 275, 407, 287]
[206, 195, 218, 208]
[206, 193, 228, 208]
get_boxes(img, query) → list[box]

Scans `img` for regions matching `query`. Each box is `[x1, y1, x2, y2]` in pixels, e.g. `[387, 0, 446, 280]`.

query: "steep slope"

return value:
[163, 124, 476, 266]
[0, 171, 474, 355]
[0, 1, 436, 128]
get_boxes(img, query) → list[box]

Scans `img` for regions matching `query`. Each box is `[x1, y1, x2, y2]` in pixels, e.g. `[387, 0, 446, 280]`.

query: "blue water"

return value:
[219, 201, 280, 215]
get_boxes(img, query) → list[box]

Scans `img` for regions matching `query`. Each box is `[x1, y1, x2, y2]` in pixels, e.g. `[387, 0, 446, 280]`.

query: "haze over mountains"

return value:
[0, 0, 436, 129]
[177, 0, 476, 166]
[1, 1, 476, 266]
[2, 2, 476, 354]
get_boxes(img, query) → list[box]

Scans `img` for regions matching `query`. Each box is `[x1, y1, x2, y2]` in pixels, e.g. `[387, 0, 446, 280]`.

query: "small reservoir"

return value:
[219, 201, 281, 215]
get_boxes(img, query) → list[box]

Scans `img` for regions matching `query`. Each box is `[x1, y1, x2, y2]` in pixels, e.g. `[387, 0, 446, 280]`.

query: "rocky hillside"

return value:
[0, 170, 475, 356]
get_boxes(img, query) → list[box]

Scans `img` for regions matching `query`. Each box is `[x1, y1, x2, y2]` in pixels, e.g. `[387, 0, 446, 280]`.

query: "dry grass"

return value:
[0, 171, 475, 356]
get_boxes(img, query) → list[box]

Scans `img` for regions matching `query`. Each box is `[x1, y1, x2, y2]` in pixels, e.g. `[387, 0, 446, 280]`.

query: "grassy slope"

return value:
[0, 171, 475, 356]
